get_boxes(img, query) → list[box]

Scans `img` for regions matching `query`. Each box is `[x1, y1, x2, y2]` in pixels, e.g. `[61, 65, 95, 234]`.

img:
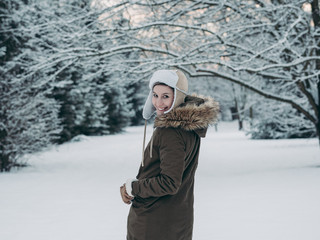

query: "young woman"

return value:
[120, 69, 219, 240]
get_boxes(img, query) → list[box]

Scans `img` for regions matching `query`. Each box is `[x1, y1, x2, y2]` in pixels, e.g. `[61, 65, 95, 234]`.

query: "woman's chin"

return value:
[156, 111, 165, 116]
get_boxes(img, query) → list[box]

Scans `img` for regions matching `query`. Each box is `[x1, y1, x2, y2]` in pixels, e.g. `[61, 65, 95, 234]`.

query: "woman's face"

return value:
[152, 85, 174, 116]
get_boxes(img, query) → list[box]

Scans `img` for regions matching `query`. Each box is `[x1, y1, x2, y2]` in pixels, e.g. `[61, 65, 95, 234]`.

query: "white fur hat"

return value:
[142, 69, 188, 120]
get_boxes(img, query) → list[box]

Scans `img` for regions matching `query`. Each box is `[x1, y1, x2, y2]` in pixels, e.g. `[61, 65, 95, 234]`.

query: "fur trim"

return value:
[154, 94, 219, 131]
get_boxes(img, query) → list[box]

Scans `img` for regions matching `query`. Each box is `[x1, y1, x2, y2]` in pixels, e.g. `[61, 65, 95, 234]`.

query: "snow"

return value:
[0, 121, 319, 240]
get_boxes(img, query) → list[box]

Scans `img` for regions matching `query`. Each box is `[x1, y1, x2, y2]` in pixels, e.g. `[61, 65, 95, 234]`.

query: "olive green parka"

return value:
[127, 95, 219, 240]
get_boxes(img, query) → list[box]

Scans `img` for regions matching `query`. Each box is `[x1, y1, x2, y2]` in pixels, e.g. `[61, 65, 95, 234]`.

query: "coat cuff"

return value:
[126, 178, 138, 197]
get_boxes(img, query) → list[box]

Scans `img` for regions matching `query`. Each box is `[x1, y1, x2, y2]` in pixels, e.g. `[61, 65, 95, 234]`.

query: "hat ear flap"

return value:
[174, 90, 186, 109]
[142, 91, 156, 120]
[176, 70, 188, 92]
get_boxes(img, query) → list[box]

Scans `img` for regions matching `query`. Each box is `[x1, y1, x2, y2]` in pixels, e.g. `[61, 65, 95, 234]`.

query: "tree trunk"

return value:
[317, 81, 320, 143]
[231, 84, 243, 130]
[311, 0, 320, 145]
[0, 154, 10, 172]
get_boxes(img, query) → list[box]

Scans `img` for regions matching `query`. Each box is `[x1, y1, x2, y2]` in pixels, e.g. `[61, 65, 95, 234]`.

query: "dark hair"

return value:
[153, 82, 174, 91]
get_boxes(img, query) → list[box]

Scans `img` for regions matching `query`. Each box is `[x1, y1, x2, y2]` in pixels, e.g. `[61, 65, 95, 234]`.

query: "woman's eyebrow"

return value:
[152, 91, 172, 95]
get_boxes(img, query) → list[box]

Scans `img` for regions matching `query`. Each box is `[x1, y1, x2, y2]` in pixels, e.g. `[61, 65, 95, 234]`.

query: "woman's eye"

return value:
[153, 93, 158, 97]
[163, 95, 169, 98]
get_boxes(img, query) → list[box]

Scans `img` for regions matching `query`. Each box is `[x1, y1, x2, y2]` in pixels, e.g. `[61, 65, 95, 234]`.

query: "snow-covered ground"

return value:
[0, 121, 319, 240]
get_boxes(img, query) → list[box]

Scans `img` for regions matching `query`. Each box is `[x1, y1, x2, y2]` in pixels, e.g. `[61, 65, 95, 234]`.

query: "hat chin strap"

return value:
[176, 87, 188, 95]
[164, 88, 187, 114]
[141, 119, 147, 167]
[164, 89, 177, 114]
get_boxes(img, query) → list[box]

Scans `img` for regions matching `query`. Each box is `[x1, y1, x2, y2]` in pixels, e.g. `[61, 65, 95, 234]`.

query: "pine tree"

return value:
[0, 0, 61, 171]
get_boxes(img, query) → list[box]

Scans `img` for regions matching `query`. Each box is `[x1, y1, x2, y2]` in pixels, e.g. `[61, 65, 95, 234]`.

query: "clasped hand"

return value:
[120, 184, 134, 205]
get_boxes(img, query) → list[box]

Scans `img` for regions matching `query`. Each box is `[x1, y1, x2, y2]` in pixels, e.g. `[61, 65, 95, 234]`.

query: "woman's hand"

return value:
[120, 184, 134, 205]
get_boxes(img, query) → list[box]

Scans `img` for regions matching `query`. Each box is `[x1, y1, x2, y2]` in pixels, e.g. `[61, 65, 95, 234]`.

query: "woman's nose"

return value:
[156, 98, 163, 105]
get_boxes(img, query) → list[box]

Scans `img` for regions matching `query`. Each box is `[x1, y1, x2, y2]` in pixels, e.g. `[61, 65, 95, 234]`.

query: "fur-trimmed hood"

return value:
[154, 94, 219, 137]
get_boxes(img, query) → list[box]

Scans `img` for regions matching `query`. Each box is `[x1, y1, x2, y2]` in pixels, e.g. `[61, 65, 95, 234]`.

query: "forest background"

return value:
[1, 0, 320, 172]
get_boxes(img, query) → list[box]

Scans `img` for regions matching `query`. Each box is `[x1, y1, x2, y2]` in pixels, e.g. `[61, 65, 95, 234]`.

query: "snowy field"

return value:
[0, 121, 319, 240]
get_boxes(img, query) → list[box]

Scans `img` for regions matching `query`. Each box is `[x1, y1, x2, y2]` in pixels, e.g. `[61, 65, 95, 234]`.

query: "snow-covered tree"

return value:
[0, 0, 135, 170]
[0, 77, 62, 171]
[89, 0, 319, 142]
[1, 0, 61, 171]
[4, 0, 138, 144]
[4, 0, 320, 146]
[16, 0, 318, 141]
[250, 98, 315, 139]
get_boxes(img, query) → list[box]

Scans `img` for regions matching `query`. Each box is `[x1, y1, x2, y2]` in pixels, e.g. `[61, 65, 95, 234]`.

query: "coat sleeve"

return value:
[131, 128, 186, 198]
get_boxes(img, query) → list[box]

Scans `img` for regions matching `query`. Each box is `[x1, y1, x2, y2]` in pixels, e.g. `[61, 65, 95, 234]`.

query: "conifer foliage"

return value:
[0, 0, 137, 171]
[0, 0, 62, 171]
[2, 0, 320, 171]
